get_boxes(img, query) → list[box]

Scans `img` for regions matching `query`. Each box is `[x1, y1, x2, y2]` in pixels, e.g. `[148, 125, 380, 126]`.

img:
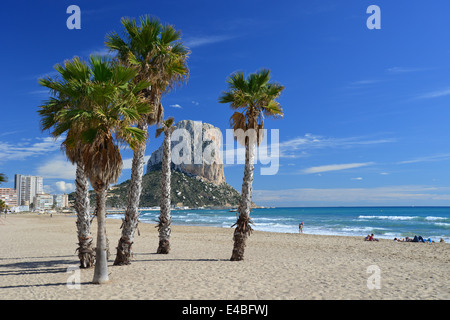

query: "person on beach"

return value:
[365, 234, 378, 241]
[299, 222, 303, 233]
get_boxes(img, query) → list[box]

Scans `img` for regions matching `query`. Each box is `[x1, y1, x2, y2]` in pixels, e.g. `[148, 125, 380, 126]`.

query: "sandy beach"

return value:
[0, 213, 448, 300]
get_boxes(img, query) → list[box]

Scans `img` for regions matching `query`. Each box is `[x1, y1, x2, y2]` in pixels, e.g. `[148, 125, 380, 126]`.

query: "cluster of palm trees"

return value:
[37, 15, 284, 284]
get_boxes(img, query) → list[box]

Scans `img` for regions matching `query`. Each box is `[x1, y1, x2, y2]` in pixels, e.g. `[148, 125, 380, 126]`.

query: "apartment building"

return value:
[14, 174, 43, 206]
[0, 188, 18, 207]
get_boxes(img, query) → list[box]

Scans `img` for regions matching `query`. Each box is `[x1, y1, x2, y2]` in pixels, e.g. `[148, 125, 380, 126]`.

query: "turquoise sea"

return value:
[109, 206, 450, 242]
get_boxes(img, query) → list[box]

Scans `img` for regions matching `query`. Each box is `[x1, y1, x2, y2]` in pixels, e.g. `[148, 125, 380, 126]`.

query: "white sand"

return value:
[0, 213, 448, 300]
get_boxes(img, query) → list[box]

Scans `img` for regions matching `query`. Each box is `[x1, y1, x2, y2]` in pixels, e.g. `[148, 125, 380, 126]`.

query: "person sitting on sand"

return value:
[366, 233, 379, 241]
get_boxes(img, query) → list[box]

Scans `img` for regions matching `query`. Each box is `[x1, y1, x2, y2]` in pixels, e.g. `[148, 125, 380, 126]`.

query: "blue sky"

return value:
[1, 0, 450, 206]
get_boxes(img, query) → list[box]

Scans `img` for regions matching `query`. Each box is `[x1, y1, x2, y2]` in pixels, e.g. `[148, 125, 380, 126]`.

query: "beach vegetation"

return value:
[218, 69, 284, 261]
[38, 58, 96, 268]
[105, 15, 190, 265]
[38, 55, 150, 283]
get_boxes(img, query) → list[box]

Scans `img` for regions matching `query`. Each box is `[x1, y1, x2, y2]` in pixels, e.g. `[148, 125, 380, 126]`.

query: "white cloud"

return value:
[55, 181, 75, 193]
[351, 177, 363, 180]
[301, 162, 375, 174]
[170, 104, 183, 109]
[36, 155, 76, 180]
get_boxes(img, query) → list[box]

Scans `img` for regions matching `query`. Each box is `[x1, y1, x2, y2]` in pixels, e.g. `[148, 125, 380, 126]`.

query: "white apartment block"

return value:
[14, 174, 43, 206]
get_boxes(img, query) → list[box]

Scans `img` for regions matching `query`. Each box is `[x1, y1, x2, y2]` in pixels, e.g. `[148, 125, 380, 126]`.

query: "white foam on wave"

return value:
[425, 216, 448, 221]
[358, 215, 416, 221]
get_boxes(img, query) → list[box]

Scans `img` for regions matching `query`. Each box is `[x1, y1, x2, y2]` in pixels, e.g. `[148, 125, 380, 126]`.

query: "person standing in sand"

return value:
[299, 222, 303, 233]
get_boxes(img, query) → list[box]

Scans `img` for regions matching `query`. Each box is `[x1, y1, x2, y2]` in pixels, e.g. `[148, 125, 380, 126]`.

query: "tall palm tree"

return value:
[38, 59, 96, 268]
[38, 55, 150, 283]
[106, 15, 189, 265]
[218, 69, 284, 261]
[155, 117, 175, 254]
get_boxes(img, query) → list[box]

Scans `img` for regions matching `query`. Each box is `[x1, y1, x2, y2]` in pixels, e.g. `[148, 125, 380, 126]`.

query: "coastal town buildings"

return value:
[14, 174, 43, 206]
[33, 193, 54, 211]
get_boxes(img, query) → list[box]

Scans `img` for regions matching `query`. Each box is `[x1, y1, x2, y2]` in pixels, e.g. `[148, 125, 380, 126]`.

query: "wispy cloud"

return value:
[348, 79, 382, 86]
[184, 35, 235, 48]
[169, 104, 183, 109]
[0, 131, 22, 137]
[386, 67, 430, 74]
[28, 89, 50, 97]
[416, 87, 450, 99]
[398, 153, 450, 164]
[301, 162, 375, 174]
[253, 185, 450, 205]
[278, 134, 395, 159]
[0, 137, 63, 162]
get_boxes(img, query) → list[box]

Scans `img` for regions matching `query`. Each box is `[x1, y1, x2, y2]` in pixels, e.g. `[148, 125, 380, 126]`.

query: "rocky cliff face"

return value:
[147, 120, 226, 185]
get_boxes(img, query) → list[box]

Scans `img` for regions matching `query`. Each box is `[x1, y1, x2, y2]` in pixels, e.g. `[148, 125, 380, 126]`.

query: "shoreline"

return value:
[4, 210, 449, 243]
[1, 213, 449, 300]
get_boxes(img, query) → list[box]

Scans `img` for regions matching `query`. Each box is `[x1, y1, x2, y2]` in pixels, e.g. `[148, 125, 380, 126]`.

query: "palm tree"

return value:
[38, 55, 150, 283]
[0, 173, 7, 184]
[155, 117, 175, 254]
[38, 59, 96, 268]
[218, 69, 284, 261]
[0, 200, 6, 213]
[106, 15, 189, 265]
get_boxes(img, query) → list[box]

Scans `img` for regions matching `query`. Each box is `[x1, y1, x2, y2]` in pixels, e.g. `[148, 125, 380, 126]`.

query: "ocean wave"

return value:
[358, 215, 417, 221]
[434, 222, 450, 228]
[425, 216, 449, 221]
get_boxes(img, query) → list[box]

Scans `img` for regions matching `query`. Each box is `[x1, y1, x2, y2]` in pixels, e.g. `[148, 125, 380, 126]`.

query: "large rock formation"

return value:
[147, 120, 226, 185]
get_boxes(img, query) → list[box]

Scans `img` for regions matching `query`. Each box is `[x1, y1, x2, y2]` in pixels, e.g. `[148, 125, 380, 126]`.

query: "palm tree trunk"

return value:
[230, 140, 256, 261]
[157, 130, 172, 254]
[75, 163, 95, 268]
[92, 183, 109, 284]
[114, 123, 148, 265]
